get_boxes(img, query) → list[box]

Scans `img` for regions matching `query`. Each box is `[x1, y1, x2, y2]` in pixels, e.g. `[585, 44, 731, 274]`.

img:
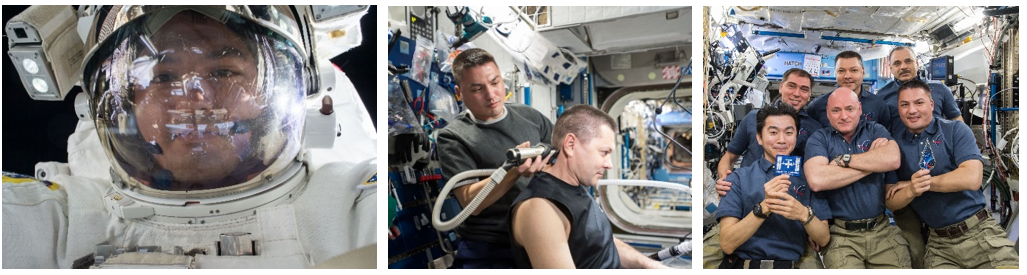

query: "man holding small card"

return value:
[884, 80, 1018, 268]
[803, 88, 910, 268]
[716, 103, 831, 269]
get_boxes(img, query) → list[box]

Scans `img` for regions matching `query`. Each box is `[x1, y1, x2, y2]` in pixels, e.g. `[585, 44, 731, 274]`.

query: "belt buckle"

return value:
[760, 260, 773, 269]
[939, 222, 968, 238]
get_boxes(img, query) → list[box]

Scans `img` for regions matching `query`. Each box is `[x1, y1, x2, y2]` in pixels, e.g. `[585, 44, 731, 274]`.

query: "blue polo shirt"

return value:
[726, 107, 823, 168]
[804, 120, 897, 221]
[716, 157, 832, 261]
[807, 86, 894, 131]
[892, 118, 985, 228]
[877, 77, 962, 134]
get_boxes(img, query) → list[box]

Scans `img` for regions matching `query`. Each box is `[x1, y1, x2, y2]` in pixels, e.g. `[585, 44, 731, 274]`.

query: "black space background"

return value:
[2, 6, 378, 175]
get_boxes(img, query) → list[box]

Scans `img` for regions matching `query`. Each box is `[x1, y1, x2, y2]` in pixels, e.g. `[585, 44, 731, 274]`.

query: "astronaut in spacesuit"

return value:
[2, 6, 376, 268]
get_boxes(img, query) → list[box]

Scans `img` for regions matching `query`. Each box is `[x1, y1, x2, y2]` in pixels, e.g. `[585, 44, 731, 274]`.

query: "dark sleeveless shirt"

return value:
[509, 172, 620, 269]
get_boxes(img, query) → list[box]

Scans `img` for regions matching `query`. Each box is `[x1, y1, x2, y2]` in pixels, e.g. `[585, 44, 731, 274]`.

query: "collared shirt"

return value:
[892, 118, 985, 228]
[877, 76, 962, 135]
[716, 157, 832, 261]
[807, 86, 894, 130]
[726, 107, 823, 168]
[804, 120, 897, 220]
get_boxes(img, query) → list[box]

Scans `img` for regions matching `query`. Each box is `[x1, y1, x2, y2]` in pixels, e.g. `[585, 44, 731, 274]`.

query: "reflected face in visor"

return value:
[134, 12, 261, 187]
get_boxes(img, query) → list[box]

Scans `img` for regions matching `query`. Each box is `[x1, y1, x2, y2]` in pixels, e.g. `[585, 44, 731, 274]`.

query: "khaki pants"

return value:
[924, 215, 1018, 269]
[822, 216, 911, 268]
[892, 206, 926, 268]
[703, 223, 824, 269]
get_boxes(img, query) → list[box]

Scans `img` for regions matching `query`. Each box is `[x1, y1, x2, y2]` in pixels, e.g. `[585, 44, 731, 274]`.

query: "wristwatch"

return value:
[803, 206, 815, 225]
[753, 203, 771, 219]
[833, 155, 844, 166]
[842, 154, 852, 168]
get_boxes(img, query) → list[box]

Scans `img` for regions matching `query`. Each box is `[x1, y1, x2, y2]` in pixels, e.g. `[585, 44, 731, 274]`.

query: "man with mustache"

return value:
[884, 80, 1017, 268]
[876, 46, 964, 268]
[716, 103, 831, 269]
[508, 105, 667, 269]
[803, 88, 909, 268]
[437, 48, 554, 268]
[878, 46, 963, 125]
[807, 51, 893, 130]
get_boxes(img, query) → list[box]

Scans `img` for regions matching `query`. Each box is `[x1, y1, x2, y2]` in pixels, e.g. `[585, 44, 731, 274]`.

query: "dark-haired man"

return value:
[509, 105, 667, 269]
[707, 68, 825, 268]
[877, 47, 964, 268]
[804, 88, 909, 268]
[878, 46, 963, 125]
[807, 51, 892, 130]
[716, 103, 831, 269]
[717, 68, 823, 196]
[885, 80, 1018, 268]
[437, 48, 554, 268]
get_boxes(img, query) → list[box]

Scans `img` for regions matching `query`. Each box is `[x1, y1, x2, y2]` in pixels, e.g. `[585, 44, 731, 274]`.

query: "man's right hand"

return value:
[715, 171, 733, 197]
[909, 169, 932, 197]
[763, 174, 790, 201]
[515, 141, 553, 178]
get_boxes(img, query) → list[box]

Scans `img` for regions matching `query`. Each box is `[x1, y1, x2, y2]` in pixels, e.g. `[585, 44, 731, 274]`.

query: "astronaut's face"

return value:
[890, 48, 919, 82]
[756, 115, 797, 162]
[835, 57, 865, 92]
[133, 12, 262, 188]
[570, 125, 615, 187]
[778, 74, 811, 111]
[897, 87, 935, 134]
[455, 62, 507, 121]
[826, 88, 861, 137]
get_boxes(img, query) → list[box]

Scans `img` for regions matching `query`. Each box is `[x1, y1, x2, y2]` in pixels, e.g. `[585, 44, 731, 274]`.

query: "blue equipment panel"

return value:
[387, 168, 462, 268]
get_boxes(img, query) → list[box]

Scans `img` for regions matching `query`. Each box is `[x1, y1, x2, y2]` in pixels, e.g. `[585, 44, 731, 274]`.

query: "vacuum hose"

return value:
[432, 144, 557, 232]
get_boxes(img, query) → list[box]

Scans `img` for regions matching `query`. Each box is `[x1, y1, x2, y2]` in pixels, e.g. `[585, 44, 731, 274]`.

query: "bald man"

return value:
[803, 88, 911, 268]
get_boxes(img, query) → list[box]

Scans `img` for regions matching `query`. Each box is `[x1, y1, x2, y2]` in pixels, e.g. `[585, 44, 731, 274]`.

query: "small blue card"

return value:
[775, 155, 802, 176]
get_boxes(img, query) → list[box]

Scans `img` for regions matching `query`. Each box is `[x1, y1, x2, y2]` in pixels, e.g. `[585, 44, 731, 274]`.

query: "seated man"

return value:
[708, 68, 825, 269]
[716, 103, 831, 269]
[804, 88, 910, 268]
[508, 105, 667, 269]
[885, 80, 1018, 268]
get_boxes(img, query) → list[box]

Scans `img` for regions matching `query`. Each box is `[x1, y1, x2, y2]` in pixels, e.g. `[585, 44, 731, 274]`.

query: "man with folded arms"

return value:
[804, 88, 910, 268]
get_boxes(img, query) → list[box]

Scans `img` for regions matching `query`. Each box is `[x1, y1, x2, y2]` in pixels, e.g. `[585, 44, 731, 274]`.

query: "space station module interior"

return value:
[3, 5, 377, 268]
[702, 6, 1019, 244]
[387, 6, 694, 269]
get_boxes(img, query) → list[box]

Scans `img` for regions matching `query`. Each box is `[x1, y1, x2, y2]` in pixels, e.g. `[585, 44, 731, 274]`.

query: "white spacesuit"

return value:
[2, 6, 377, 269]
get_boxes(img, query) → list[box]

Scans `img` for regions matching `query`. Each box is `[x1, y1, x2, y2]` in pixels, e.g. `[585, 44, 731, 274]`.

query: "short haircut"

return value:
[756, 102, 800, 136]
[897, 79, 933, 102]
[835, 51, 864, 67]
[782, 68, 814, 87]
[889, 46, 915, 61]
[553, 105, 617, 148]
[452, 48, 497, 83]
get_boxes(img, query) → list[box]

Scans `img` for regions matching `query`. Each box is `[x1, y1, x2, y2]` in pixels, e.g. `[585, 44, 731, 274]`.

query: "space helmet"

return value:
[81, 6, 311, 198]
